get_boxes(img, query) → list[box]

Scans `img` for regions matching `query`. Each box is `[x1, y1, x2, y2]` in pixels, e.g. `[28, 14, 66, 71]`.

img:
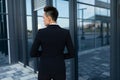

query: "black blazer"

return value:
[30, 25, 74, 76]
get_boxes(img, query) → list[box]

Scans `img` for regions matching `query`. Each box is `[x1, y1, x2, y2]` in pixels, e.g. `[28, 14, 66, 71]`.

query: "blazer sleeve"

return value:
[64, 31, 75, 59]
[30, 31, 42, 57]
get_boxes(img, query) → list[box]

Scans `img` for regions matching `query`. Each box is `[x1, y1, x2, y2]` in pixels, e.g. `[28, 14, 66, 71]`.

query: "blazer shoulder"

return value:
[60, 28, 69, 33]
[38, 28, 47, 33]
[38, 28, 47, 31]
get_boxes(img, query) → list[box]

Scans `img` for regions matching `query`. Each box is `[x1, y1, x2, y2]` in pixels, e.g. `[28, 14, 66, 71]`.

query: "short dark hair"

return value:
[44, 6, 58, 21]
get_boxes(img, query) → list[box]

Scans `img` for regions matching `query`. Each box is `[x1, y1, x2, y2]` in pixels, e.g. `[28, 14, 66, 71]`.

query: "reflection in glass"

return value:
[27, 38, 34, 68]
[107, 10, 110, 16]
[26, 0, 32, 15]
[77, 4, 95, 20]
[77, 0, 95, 5]
[38, 16, 45, 29]
[53, 0, 69, 17]
[77, 20, 95, 51]
[0, 0, 9, 65]
[26, 16, 34, 68]
[97, 0, 110, 3]
[77, 1, 110, 79]
[57, 18, 69, 29]
[94, 21, 101, 47]
[0, 1, 8, 56]
[6, 0, 8, 14]
[0, 24, 8, 56]
[102, 23, 110, 45]
[94, 22, 110, 48]
[27, 16, 32, 39]
[95, 7, 108, 16]
[37, 9, 44, 16]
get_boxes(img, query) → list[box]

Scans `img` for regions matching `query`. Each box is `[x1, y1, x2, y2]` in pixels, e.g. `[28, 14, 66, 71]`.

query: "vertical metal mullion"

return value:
[100, 22, 103, 46]
[110, 0, 120, 80]
[116, 0, 120, 80]
[69, 0, 78, 80]
[106, 22, 109, 45]
[110, 0, 117, 79]
[20, 0, 28, 67]
[31, 0, 38, 72]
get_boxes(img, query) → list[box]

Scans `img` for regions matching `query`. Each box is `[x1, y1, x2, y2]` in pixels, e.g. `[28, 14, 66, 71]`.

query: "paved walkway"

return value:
[0, 63, 37, 80]
[78, 46, 110, 80]
[0, 46, 110, 80]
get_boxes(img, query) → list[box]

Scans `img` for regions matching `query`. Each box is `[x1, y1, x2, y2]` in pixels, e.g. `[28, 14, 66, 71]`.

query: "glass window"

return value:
[97, 0, 109, 3]
[26, 16, 34, 68]
[94, 22, 110, 47]
[5, 0, 8, 14]
[77, 20, 95, 51]
[27, 38, 34, 68]
[0, 0, 7, 14]
[53, 0, 69, 29]
[38, 16, 45, 29]
[57, 18, 69, 29]
[26, 0, 32, 15]
[0, 14, 8, 55]
[108, 9, 110, 16]
[95, 7, 108, 16]
[27, 16, 32, 38]
[102, 22, 110, 45]
[0, 0, 9, 65]
[53, 0, 69, 18]
[77, 0, 95, 5]
[77, 2, 110, 79]
[108, 0, 110, 3]
[37, 9, 44, 16]
[78, 4, 95, 20]
[94, 21, 102, 47]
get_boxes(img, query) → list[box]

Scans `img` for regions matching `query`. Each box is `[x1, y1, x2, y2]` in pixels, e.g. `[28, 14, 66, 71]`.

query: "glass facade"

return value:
[37, 11, 45, 29]
[77, 0, 110, 51]
[96, 7, 110, 16]
[97, 0, 110, 3]
[53, 0, 69, 29]
[37, 17, 44, 29]
[77, 0, 110, 79]
[26, 0, 34, 68]
[0, 0, 8, 66]
[0, 0, 111, 79]
[78, 0, 95, 5]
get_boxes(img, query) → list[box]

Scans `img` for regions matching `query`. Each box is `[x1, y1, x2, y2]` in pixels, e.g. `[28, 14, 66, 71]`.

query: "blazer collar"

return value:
[47, 25, 60, 28]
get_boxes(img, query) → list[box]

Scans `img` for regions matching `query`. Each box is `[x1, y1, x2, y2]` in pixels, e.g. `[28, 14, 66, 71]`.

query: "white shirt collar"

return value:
[49, 23, 57, 25]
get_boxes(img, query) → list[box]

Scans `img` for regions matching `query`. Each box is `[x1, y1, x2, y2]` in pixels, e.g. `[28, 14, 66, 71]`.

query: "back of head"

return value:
[44, 6, 58, 22]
